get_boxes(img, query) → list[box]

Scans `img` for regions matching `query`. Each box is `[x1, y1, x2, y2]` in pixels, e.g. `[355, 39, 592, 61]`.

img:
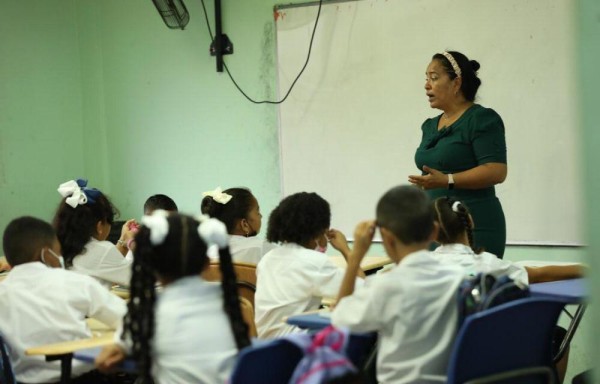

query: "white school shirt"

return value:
[0, 262, 126, 384]
[70, 238, 132, 289]
[331, 250, 464, 384]
[151, 276, 239, 384]
[432, 243, 529, 285]
[255, 243, 361, 339]
[229, 235, 278, 264]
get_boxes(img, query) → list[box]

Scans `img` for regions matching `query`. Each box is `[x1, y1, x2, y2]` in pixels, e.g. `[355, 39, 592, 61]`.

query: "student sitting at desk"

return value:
[431, 196, 584, 284]
[255, 192, 364, 339]
[53, 179, 136, 289]
[96, 212, 250, 384]
[201, 186, 277, 264]
[124, 193, 179, 262]
[0, 216, 126, 384]
[331, 186, 464, 383]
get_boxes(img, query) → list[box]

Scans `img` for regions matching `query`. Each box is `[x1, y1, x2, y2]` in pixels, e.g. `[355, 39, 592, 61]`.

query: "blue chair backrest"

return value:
[446, 297, 564, 384]
[0, 333, 15, 384]
[229, 339, 304, 384]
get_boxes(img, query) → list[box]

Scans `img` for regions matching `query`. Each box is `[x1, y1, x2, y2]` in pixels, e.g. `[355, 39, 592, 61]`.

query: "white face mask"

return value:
[41, 248, 65, 269]
[314, 235, 328, 253]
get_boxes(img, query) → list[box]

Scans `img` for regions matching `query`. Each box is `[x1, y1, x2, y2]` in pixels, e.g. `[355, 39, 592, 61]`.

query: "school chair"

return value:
[229, 338, 304, 384]
[239, 296, 257, 338]
[203, 261, 257, 306]
[0, 333, 16, 384]
[424, 297, 565, 384]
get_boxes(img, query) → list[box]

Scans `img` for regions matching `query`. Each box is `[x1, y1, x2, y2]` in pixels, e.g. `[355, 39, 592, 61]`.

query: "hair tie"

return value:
[57, 179, 101, 208]
[441, 51, 462, 77]
[452, 201, 462, 213]
[202, 187, 232, 205]
[141, 210, 170, 245]
[197, 215, 229, 249]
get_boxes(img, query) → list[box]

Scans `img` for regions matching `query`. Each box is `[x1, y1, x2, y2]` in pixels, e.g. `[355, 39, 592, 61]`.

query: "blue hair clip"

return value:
[75, 178, 101, 205]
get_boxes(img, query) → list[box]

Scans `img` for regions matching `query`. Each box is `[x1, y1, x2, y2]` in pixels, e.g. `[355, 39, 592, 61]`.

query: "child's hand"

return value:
[0, 256, 11, 272]
[120, 219, 139, 242]
[95, 344, 127, 373]
[351, 220, 376, 260]
[327, 229, 350, 255]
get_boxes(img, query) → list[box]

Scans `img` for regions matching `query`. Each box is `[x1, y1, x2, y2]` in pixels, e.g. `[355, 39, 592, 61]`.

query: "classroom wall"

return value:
[0, 0, 595, 380]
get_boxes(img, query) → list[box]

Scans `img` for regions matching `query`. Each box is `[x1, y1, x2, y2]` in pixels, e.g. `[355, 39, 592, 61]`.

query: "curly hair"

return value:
[201, 187, 255, 234]
[52, 192, 118, 267]
[266, 192, 331, 246]
[433, 197, 483, 254]
[123, 214, 250, 383]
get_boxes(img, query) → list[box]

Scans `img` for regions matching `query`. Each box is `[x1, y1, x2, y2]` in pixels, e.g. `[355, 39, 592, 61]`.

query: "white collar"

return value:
[434, 243, 475, 255]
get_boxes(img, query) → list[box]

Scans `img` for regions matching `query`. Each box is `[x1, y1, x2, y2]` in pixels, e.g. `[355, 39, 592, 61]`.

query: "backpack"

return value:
[286, 325, 358, 384]
[457, 272, 530, 326]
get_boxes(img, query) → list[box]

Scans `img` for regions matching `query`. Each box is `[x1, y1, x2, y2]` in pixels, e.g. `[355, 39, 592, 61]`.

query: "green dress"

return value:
[414, 104, 507, 258]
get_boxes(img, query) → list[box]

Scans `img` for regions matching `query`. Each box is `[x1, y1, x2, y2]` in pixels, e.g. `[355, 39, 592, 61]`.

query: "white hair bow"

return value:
[197, 215, 229, 249]
[141, 210, 170, 245]
[202, 187, 232, 205]
[57, 180, 88, 208]
[452, 201, 462, 213]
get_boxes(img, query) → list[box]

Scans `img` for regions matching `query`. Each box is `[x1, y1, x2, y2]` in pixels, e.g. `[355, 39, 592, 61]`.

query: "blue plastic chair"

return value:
[0, 333, 16, 384]
[440, 297, 565, 384]
[229, 338, 304, 384]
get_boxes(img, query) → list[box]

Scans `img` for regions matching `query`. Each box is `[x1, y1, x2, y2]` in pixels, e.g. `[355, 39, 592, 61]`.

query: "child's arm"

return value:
[525, 264, 585, 284]
[95, 344, 128, 373]
[336, 221, 376, 303]
[327, 229, 366, 278]
[116, 219, 138, 256]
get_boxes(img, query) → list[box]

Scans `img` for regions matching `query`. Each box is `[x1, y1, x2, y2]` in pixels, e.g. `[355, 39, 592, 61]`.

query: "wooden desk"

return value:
[329, 255, 391, 274]
[110, 285, 130, 299]
[25, 319, 116, 384]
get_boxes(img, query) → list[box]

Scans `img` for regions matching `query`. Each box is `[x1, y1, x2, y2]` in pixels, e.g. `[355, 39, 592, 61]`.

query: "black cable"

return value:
[200, 0, 323, 104]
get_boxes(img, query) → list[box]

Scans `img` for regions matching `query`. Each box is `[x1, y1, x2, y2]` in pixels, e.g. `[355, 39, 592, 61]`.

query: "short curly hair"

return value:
[267, 192, 330, 246]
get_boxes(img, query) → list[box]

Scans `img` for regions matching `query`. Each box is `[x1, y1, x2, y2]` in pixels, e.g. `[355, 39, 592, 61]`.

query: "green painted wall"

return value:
[0, 0, 595, 380]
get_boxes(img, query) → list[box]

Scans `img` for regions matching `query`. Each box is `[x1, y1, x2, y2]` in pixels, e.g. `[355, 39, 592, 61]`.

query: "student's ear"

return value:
[468, 214, 475, 229]
[379, 227, 398, 260]
[239, 218, 252, 236]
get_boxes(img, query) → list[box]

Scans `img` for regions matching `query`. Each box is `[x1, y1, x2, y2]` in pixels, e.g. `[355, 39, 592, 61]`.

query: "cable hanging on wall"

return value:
[152, 0, 324, 104]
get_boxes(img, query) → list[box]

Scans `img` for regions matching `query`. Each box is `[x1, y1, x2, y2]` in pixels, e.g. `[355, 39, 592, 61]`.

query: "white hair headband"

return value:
[58, 180, 87, 208]
[141, 210, 170, 245]
[452, 201, 462, 213]
[202, 187, 232, 205]
[196, 215, 229, 249]
[441, 51, 462, 78]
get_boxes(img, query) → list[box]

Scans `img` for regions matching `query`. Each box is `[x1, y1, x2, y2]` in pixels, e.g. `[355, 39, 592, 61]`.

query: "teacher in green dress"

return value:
[409, 51, 508, 258]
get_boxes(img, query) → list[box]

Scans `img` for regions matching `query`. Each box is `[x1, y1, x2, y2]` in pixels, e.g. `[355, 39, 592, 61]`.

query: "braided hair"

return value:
[433, 197, 483, 254]
[123, 213, 250, 383]
[52, 192, 118, 267]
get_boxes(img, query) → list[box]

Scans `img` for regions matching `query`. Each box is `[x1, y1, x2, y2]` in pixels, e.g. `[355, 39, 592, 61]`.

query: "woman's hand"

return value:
[408, 165, 448, 190]
[95, 344, 127, 373]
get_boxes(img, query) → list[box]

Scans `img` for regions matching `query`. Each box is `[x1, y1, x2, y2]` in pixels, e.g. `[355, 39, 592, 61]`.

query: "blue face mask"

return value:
[41, 248, 65, 269]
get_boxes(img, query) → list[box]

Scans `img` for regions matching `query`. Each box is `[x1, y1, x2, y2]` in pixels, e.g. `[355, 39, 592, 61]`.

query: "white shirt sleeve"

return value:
[310, 258, 350, 298]
[331, 278, 387, 333]
[83, 277, 128, 328]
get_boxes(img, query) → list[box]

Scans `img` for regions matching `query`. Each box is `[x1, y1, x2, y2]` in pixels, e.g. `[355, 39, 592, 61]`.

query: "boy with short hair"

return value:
[332, 186, 464, 383]
[0, 216, 126, 384]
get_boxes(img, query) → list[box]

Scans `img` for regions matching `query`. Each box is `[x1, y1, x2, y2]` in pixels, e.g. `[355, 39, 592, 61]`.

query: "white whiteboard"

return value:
[275, 0, 582, 245]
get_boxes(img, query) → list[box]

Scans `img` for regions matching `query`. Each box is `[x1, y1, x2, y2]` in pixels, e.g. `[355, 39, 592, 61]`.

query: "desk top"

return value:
[329, 255, 391, 271]
[287, 310, 332, 330]
[529, 278, 586, 304]
[26, 319, 115, 357]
